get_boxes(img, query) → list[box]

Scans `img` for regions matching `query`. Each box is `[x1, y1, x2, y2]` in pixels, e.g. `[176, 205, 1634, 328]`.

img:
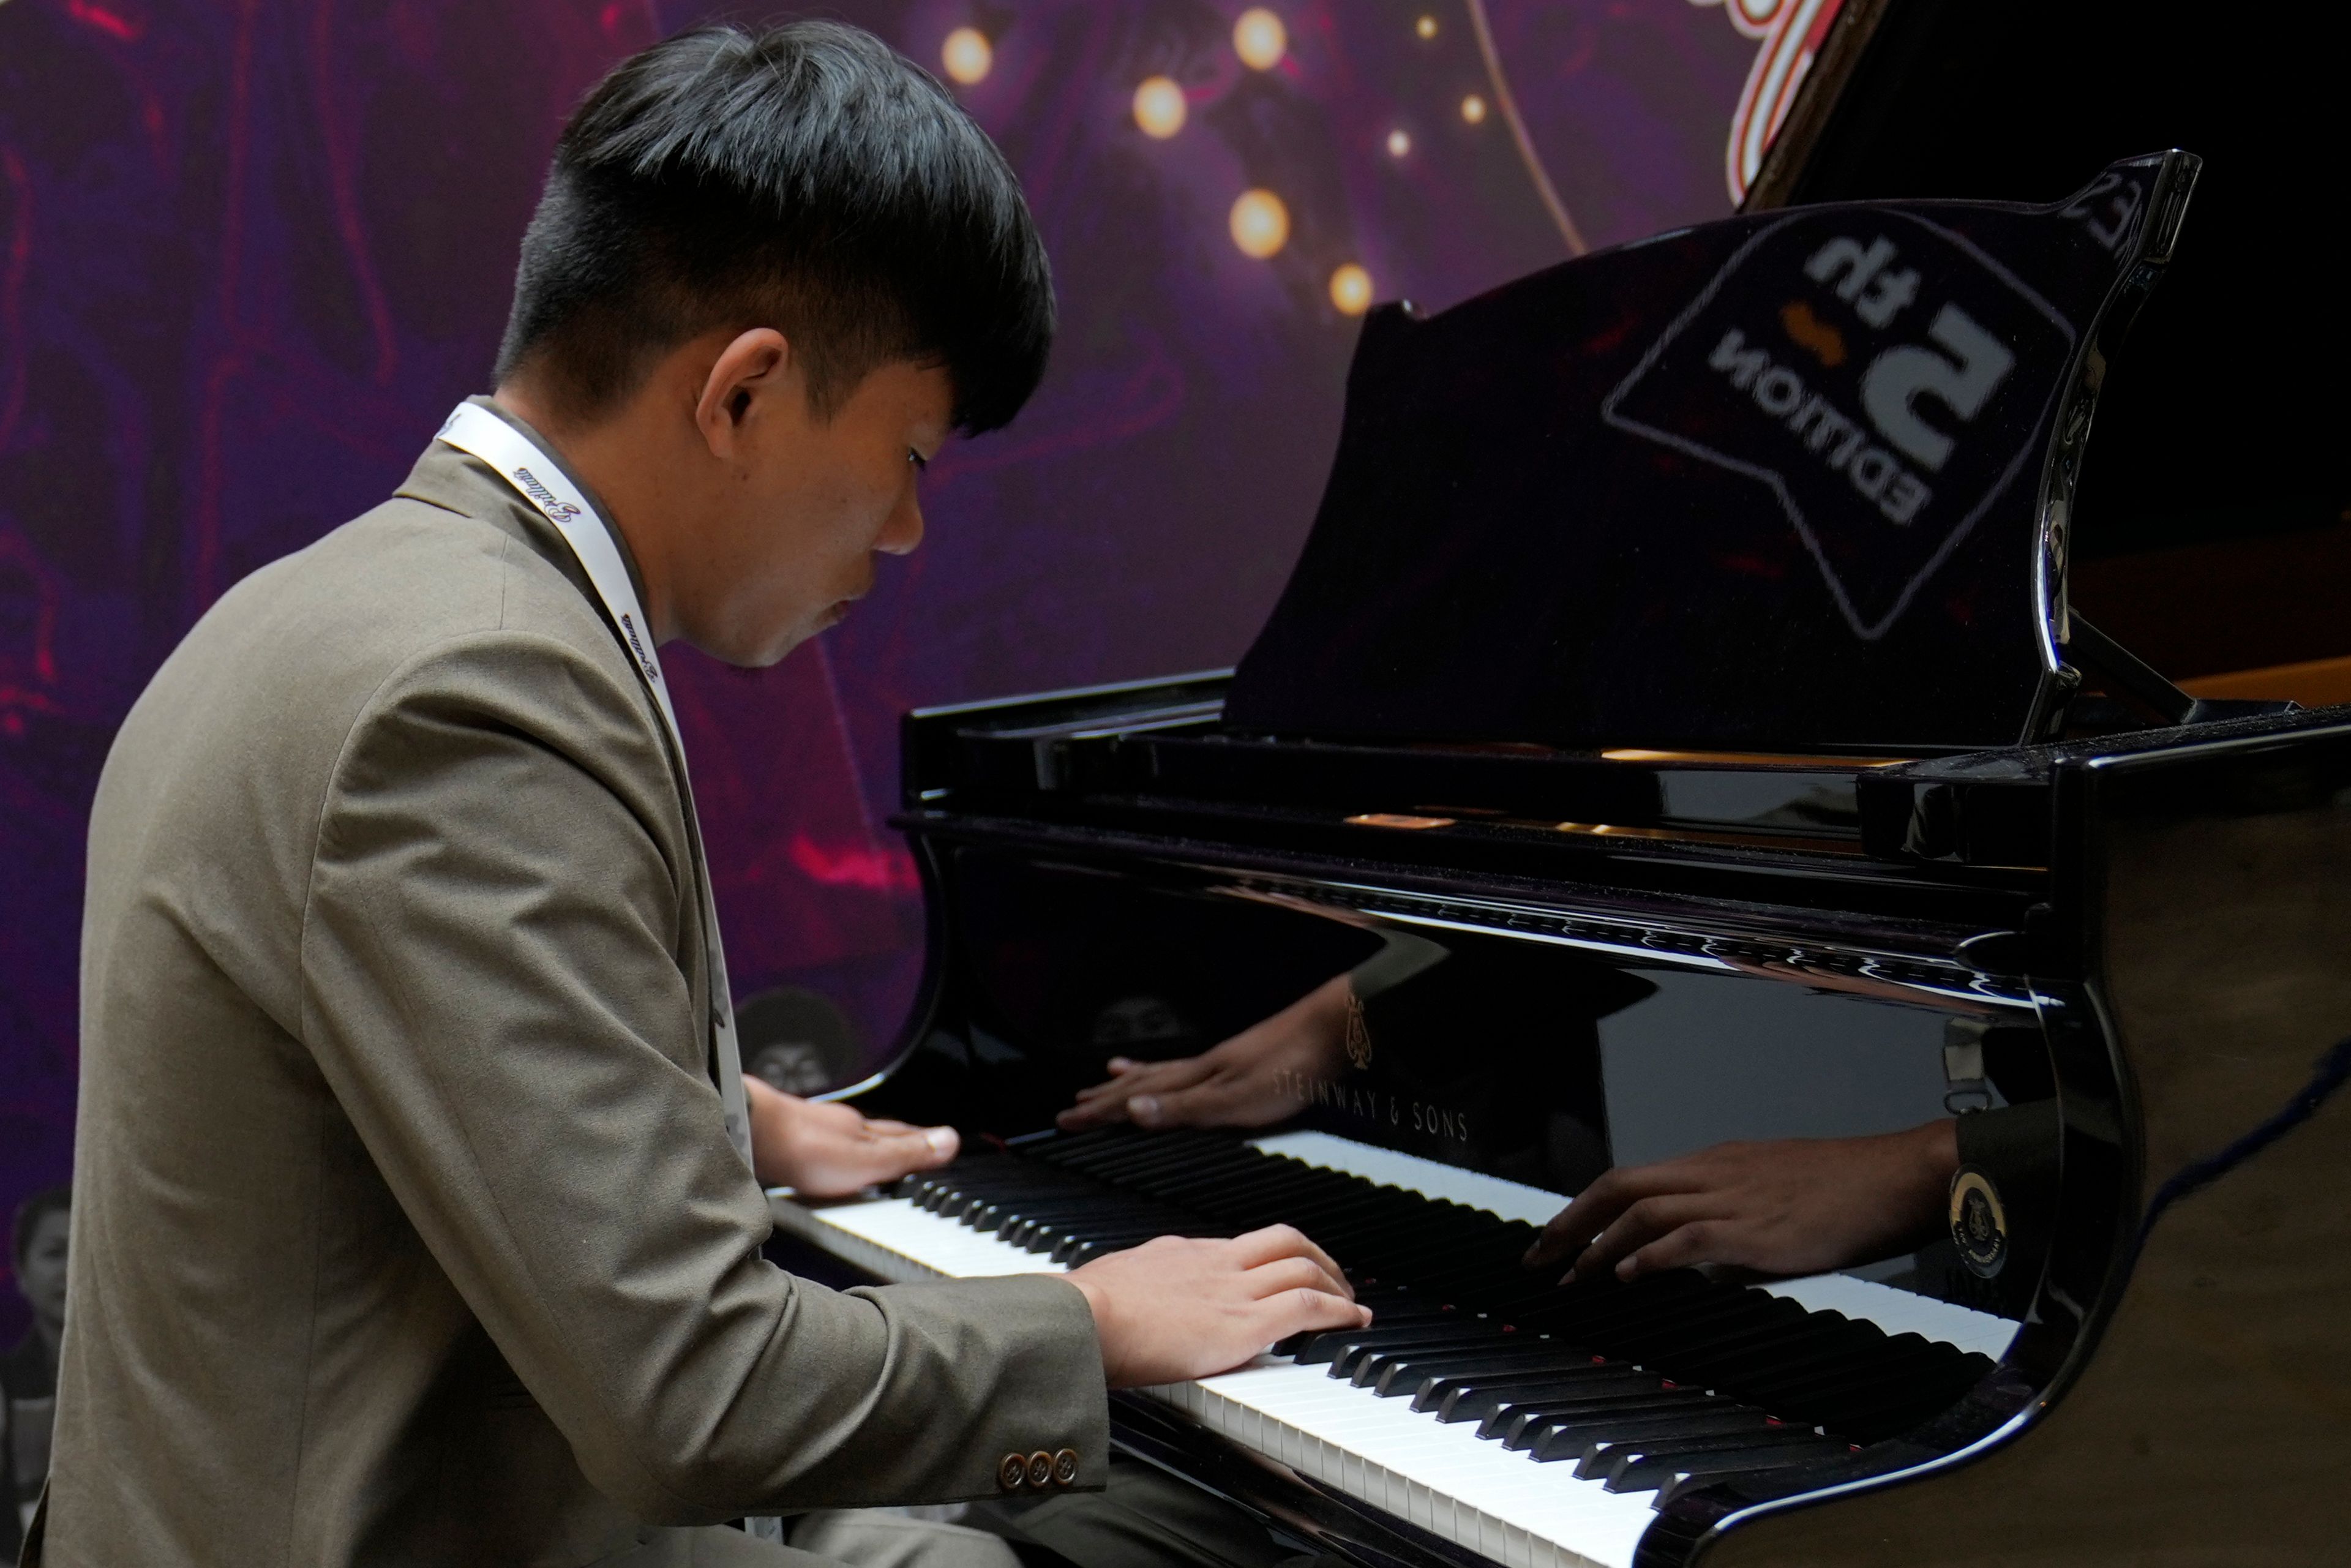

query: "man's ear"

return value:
[692, 328, 794, 458]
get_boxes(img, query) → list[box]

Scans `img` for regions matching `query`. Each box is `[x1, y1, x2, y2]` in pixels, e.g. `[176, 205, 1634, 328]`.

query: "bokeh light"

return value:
[1385, 128, 1411, 158]
[1229, 189, 1291, 258]
[940, 27, 991, 84]
[1133, 76, 1187, 138]
[1233, 8, 1288, 70]
[1415, 14, 1438, 39]
[1329, 263, 1374, 315]
[1460, 93, 1488, 124]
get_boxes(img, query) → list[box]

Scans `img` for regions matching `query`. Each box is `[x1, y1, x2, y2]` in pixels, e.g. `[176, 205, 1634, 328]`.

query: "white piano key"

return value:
[1181, 1355, 1656, 1567]
[767, 1127, 2023, 1568]
[773, 1189, 1644, 1567]
[768, 1195, 1067, 1282]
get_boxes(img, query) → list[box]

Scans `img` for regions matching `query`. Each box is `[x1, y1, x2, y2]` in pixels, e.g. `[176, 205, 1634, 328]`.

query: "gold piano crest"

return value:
[1343, 991, 1373, 1070]
[1949, 1168, 2009, 1279]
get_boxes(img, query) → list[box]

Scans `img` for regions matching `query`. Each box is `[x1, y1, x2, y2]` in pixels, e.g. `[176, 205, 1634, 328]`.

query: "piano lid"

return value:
[1224, 152, 2198, 756]
[1749, 0, 2351, 692]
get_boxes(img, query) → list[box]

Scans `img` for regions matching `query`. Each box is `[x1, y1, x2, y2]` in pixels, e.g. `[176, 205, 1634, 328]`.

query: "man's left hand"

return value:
[744, 1074, 959, 1197]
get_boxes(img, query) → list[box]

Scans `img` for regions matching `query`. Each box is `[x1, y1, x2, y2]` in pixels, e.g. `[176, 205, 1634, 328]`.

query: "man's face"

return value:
[17, 1209, 67, 1330]
[677, 358, 953, 667]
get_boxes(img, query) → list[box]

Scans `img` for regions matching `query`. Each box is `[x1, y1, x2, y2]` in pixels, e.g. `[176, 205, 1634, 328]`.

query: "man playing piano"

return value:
[47, 23, 1367, 1568]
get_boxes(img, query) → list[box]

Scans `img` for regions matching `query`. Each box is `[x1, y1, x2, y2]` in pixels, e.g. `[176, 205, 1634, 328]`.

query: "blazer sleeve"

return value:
[296, 628, 1105, 1523]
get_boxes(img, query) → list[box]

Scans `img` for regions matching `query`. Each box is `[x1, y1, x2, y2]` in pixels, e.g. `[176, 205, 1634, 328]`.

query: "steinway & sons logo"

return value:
[1267, 1064, 1474, 1144]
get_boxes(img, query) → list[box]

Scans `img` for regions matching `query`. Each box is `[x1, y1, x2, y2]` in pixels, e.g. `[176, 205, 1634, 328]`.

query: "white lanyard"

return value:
[436, 401, 753, 1167]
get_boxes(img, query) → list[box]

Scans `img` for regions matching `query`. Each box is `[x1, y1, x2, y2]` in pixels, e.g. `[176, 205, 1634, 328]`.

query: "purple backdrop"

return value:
[0, 0, 1790, 1326]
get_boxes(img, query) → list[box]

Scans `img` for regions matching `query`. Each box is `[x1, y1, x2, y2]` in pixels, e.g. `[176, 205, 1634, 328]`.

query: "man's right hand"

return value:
[1062, 1225, 1371, 1387]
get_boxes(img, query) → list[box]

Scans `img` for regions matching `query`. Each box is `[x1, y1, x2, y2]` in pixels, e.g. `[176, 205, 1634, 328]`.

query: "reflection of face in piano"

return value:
[747, 1041, 834, 1097]
[1088, 994, 1198, 1053]
[15, 1206, 69, 1343]
[735, 986, 859, 1097]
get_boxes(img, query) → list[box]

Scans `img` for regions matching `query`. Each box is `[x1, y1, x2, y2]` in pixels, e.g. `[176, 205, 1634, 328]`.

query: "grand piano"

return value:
[768, 11, 2351, 1566]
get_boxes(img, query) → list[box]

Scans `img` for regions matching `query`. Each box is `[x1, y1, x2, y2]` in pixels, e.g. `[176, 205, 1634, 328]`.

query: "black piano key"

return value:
[1425, 1370, 1663, 1423]
[1648, 1305, 1826, 1368]
[1044, 1127, 1210, 1159]
[1510, 1276, 1730, 1340]
[1307, 1211, 1475, 1264]
[1061, 1231, 1226, 1266]
[1346, 1235, 1529, 1294]
[1387, 1262, 1547, 1310]
[1597, 1294, 1784, 1357]
[1676, 1318, 1883, 1393]
[1726, 1332, 1938, 1405]
[1601, 1434, 1847, 1494]
[1119, 1166, 1307, 1213]
[1052, 1141, 1234, 1185]
[978, 1197, 1144, 1236]
[1362, 1341, 1586, 1394]
[1098, 1140, 1261, 1183]
[1527, 1271, 1715, 1320]
[1487, 1389, 1717, 1446]
[1650, 1326, 1861, 1399]
[1342, 1209, 1511, 1257]
[1551, 1410, 1778, 1472]
[1297, 1316, 1457, 1354]
[1287, 1197, 1460, 1248]
[1650, 1295, 1810, 1352]
[1330, 1329, 1515, 1381]
[940, 1176, 1097, 1221]
[1000, 1199, 1190, 1242]
[1019, 1128, 1131, 1161]
[1020, 1128, 1141, 1161]
[1272, 1299, 1458, 1356]
[990, 1195, 1150, 1236]
[1561, 1420, 1777, 1476]
[1742, 1343, 1962, 1428]
[1651, 1442, 1861, 1508]
[1142, 1162, 1325, 1210]
[1291, 1320, 1490, 1364]
[1295, 1321, 1505, 1373]
[1046, 1225, 1224, 1263]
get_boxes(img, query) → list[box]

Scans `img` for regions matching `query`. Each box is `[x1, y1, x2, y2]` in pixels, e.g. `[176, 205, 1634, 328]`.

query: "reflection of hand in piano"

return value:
[1523, 1120, 1960, 1285]
[1059, 974, 1969, 1286]
[743, 1073, 961, 1197]
[1057, 974, 1352, 1131]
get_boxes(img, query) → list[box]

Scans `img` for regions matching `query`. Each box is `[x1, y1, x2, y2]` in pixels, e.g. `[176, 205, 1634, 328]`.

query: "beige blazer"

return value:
[40, 411, 1104, 1567]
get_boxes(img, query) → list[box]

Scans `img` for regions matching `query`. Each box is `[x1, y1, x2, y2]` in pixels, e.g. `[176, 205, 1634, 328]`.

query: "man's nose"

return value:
[876, 489, 924, 557]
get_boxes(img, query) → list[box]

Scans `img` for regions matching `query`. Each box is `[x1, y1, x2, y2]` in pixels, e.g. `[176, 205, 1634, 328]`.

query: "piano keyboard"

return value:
[769, 1129, 2018, 1568]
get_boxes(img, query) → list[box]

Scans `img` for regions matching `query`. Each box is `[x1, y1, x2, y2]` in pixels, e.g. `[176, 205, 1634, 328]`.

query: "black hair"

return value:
[11, 1184, 67, 1269]
[495, 21, 1053, 434]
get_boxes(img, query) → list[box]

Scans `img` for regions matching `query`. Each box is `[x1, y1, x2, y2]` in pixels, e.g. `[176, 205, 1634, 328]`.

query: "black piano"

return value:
[770, 10, 2351, 1566]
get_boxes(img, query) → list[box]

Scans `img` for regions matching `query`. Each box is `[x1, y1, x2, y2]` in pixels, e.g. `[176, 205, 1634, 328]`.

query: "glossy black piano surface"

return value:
[776, 32, 2351, 1564]
[820, 679, 2350, 1568]
[1227, 152, 2192, 754]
